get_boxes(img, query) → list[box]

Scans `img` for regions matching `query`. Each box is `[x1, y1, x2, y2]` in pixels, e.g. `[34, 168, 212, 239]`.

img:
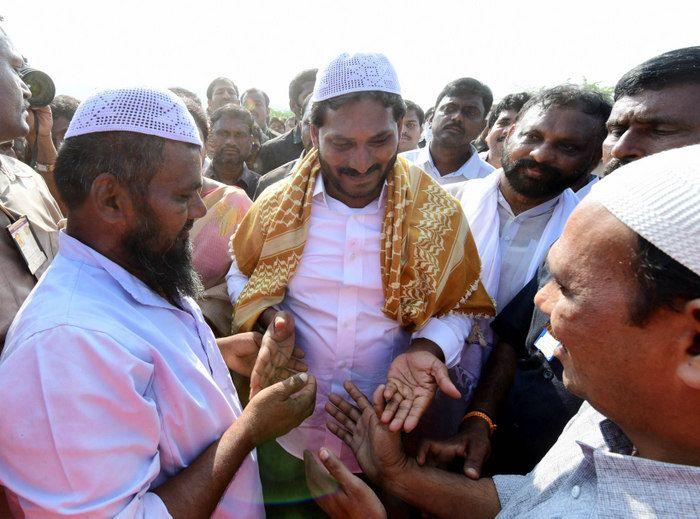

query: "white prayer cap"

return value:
[64, 87, 202, 146]
[311, 52, 401, 103]
[588, 144, 700, 275]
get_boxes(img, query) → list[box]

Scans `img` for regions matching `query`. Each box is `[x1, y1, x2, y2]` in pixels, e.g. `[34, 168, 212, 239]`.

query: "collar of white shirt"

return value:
[496, 188, 561, 220]
[58, 231, 186, 312]
[403, 143, 493, 181]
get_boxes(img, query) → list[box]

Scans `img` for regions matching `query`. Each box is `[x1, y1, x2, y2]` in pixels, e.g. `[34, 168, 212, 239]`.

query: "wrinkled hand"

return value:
[382, 344, 461, 432]
[250, 311, 307, 399]
[242, 372, 317, 446]
[325, 380, 407, 483]
[304, 448, 386, 519]
[217, 332, 262, 377]
[26, 106, 53, 140]
[416, 415, 492, 479]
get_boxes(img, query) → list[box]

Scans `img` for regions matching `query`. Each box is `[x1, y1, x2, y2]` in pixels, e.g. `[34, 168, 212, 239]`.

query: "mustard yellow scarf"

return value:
[231, 148, 494, 333]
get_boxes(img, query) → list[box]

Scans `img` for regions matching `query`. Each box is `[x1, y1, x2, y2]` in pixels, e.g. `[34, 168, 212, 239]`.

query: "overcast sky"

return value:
[3, 0, 697, 112]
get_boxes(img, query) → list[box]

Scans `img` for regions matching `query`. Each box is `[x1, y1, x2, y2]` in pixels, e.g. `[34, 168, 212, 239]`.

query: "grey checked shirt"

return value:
[494, 402, 700, 518]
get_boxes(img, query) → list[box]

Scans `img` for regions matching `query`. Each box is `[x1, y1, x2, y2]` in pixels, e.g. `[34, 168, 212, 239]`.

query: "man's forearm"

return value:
[386, 459, 501, 518]
[464, 341, 517, 420]
[153, 417, 255, 518]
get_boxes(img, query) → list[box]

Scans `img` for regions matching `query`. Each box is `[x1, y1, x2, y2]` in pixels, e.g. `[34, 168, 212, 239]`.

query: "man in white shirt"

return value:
[416, 86, 612, 442]
[226, 53, 494, 510]
[309, 144, 700, 519]
[401, 77, 495, 185]
[0, 87, 316, 518]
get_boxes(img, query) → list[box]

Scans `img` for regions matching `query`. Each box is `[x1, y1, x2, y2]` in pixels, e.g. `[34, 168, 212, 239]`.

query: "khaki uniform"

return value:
[0, 155, 62, 348]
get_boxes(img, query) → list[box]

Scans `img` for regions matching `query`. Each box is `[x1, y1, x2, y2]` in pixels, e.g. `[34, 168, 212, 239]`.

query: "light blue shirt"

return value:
[0, 232, 264, 518]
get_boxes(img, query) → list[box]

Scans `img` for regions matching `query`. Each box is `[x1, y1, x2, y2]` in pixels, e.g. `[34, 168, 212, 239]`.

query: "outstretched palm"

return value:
[382, 348, 460, 432]
[325, 381, 407, 483]
[249, 311, 307, 399]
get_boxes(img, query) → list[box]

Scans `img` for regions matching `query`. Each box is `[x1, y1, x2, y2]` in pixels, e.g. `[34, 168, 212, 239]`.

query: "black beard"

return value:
[211, 145, 244, 175]
[502, 154, 586, 199]
[317, 148, 396, 202]
[121, 205, 203, 304]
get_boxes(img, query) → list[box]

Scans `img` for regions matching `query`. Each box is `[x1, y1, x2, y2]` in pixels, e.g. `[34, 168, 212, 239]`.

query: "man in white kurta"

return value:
[0, 87, 316, 518]
[423, 85, 612, 445]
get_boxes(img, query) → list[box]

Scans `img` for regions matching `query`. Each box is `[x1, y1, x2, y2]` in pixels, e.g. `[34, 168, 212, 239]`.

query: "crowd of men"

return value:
[0, 13, 698, 518]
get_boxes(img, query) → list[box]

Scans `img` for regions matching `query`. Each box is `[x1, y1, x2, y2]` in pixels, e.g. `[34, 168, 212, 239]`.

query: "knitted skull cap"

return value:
[588, 144, 700, 276]
[311, 52, 402, 103]
[65, 87, 202, 146]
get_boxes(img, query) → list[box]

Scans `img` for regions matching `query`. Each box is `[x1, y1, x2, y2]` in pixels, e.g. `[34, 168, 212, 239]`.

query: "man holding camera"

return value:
[0, 19, 62, 352]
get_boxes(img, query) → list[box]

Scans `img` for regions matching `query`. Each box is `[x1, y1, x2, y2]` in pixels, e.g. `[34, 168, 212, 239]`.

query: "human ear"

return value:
[676, 299, 700, 390]
[90, 173, 133, 225]
[310, 124, 320, 148]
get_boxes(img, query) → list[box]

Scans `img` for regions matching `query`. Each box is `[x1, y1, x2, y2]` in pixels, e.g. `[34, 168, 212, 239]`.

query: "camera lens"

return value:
[19, 68, 56, 107]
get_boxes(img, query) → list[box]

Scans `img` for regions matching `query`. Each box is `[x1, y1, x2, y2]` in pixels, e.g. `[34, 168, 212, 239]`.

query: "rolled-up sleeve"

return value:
[412, 314, 472, 368]
[0, 326, 170, 518]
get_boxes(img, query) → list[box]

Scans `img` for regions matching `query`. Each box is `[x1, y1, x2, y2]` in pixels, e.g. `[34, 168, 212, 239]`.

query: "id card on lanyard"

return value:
[2, 205, 48, 276]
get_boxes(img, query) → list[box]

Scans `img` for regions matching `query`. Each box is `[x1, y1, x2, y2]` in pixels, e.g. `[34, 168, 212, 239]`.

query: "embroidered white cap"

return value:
[588, 144, 700, 275]
[64, 87, 202, 146]
[311, 52, 402, 103]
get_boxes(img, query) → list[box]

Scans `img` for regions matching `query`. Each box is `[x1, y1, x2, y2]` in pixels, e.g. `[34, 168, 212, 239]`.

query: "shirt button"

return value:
[571, 485, 581, 499]
[543, 369, 554, 380]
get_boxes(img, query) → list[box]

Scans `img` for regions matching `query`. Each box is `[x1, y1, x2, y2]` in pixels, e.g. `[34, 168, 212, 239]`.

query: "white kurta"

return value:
[0, 232, 264, 518]
[400, 144, 495, 186]
[227, 176, 473, 472]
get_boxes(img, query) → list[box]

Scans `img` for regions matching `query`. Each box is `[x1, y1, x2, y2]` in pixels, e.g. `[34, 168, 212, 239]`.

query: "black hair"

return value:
[209, 103, 254, 134]
[182, 97, 210, 141]
[630, 233, 700, 326]
[54, 133, 195, 210]
[310, 91, 406, 128]
[169, 87, 203, 108]
[486, 92, 532, 128]
[518, 85, 612, 145]
[434, 78, 493, 115]
[241, 88, 270, 108]
[49, 94, 81, 122]
[206, 77, 239, 101]
[289, 68, 317, 108]
[615, 46, 700, 101]
[404, 100, 425, 126]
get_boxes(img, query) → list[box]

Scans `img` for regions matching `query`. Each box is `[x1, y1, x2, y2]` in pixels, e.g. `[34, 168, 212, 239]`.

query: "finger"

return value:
[272, 311, 294, 339]
[416, 440, 431, 465]
[389, 396, 416, 432]
[372, 385, 386, 416]
[402, 394, 432, 433]
[326, 419, 353, 446]
[292, 346, 305, 359]
[434, 362, 461, 399]
[383, 381, 398, 402]
[274, 372, 310, 399]
[325, 401, 359, 430]
[318, 447, 359, 491]
[328, 393, 361, 422]
[285, 358, 308, 373]
[342, 380, 372, 411]
[303, 450, 338, 498]
[463, 439, 490, 480]
[380, 393, 402, 425]
[249, 346, 272, 397]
